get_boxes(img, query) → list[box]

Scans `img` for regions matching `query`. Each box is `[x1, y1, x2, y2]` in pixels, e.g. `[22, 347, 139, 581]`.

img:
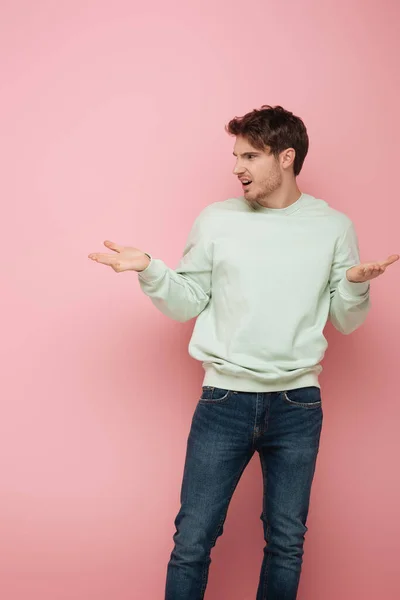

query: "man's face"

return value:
[232, 135, 282, 210]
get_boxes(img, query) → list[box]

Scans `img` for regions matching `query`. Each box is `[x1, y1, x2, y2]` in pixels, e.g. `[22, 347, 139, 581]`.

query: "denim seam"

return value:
[199, 451, 253, 598]
[199, 388, 239, 404]
[259, 452, 271, 600]
[283, 392, 321, 408]
[252, 393, 261, 449]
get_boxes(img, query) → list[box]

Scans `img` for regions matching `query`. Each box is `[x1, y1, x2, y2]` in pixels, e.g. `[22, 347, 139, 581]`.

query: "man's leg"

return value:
[256, 387, 323, 600]
[165, 386, 255, 600]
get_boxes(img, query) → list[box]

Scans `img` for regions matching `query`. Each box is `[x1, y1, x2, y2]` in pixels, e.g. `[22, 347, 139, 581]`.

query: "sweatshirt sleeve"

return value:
[137, 211, 213, 322]
[329, 221, 371, 335]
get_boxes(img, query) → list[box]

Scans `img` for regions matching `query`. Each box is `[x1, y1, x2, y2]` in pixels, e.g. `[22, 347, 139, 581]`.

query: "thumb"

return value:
[104, 240, 123, 253]
[381, 254, 400, 268]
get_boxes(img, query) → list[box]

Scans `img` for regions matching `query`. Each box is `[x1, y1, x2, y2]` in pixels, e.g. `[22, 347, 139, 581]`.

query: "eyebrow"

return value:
[232, 151, 261, 157]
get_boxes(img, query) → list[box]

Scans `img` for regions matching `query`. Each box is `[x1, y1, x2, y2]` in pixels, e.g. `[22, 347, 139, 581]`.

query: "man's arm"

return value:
[329, 222, 371, 335]
[138, 210, 213, 322]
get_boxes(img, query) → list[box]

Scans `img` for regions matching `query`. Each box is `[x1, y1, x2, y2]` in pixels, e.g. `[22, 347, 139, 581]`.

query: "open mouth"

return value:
[241, 180, 252, 187]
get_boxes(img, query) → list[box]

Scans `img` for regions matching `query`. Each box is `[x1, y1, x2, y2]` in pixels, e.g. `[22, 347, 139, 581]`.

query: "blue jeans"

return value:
[165, 386, 323, 600]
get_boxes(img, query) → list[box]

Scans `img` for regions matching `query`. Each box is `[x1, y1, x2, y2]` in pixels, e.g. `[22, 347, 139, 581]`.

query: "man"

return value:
[88, 105, 398, 599]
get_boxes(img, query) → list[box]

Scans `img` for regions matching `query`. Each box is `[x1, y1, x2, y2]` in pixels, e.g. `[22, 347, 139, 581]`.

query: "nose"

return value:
[233, 161, 244, 176]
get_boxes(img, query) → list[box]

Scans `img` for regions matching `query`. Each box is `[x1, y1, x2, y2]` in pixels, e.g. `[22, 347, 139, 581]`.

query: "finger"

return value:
[371, 265, 385, 278]
[365, 266, 381, 278]
[88, 253, 117, 265]
[380, 254, 400, 268]
[364, 263, 386, 273]
[103, 240, 123, 253]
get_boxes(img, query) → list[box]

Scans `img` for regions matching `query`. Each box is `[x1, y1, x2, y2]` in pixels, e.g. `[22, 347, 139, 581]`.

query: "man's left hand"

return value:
[346, 254, 399, 283]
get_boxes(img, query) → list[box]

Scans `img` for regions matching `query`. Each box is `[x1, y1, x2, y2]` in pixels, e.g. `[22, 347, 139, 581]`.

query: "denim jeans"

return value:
[165, 385, 323, 600]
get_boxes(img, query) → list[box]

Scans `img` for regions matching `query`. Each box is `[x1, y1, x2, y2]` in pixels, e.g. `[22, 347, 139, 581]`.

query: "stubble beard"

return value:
[244, 172, 283, 211]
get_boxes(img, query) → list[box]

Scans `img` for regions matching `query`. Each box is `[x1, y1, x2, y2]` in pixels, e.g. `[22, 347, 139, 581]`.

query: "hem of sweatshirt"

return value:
[202, 365, 321, 393]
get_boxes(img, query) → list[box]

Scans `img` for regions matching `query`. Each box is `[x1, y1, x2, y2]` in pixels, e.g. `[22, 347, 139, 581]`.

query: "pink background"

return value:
[1, 1, 399, 598]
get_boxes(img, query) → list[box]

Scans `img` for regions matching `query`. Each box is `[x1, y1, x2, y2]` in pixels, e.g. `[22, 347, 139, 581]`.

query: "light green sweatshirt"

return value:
[138, 193, 370, 392]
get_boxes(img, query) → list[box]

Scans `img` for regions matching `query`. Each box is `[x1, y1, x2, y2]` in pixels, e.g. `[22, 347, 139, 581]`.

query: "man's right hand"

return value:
[88, 240, 151, 273]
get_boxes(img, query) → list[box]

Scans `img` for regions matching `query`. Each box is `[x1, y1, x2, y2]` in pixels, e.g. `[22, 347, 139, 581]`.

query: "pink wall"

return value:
[1, 1, 399, 598]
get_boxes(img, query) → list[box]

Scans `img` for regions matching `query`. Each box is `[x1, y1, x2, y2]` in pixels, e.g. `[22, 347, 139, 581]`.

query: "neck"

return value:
[255, 182, 302, 210]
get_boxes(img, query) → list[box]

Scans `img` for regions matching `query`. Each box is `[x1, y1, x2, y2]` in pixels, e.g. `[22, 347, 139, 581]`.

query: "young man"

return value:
[88, 105, 398, 599]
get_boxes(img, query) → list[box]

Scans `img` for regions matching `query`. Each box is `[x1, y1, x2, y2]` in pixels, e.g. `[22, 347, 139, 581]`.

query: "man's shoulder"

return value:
[199, 197, 244, 215]
[309, 195, 354, 235]
[194, 197, 244, 226]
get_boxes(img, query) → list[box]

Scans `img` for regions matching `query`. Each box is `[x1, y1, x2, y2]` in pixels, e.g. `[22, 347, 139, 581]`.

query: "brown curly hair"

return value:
[225, 105, 309, 176]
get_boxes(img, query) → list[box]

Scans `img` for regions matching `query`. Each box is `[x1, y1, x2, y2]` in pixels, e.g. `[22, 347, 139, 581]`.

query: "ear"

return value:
[280, 148, 296, 171]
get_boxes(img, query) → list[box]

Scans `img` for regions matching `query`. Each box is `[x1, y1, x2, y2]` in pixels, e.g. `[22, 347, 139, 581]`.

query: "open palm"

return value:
[346, 254, 399, 283]
[88, 240, 150, 273]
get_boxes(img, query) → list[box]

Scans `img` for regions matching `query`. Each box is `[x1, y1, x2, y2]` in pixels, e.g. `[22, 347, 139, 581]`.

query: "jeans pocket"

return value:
[282, 386, 322, 408]
[199, 386, 232, 403]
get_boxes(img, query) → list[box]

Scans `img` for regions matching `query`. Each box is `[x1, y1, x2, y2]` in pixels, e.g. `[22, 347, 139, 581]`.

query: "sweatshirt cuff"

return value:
[137, 257, 168, 282]
[338, 276, 370, 298]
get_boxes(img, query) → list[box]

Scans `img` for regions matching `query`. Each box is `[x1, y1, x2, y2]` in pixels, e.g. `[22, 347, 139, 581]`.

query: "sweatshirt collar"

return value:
[241, 192, 311, 216]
